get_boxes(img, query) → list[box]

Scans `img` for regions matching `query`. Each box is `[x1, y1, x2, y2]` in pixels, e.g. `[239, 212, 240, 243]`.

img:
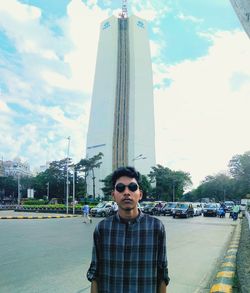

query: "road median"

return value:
[210, 219, 241, 293]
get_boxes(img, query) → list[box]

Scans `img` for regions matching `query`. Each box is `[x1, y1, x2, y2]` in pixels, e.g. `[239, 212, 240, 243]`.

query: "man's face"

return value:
[112, 176, 142, 211]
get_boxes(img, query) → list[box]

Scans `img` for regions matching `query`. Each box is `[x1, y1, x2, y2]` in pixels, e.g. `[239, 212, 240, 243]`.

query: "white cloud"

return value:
[63, 0, 109, 93]
[0, 0, 41, 21]
[177, 12, 203, 23]
[0, 100, 11, 113]
[154, 30, 250, 187]
[131, 1, 170, 22]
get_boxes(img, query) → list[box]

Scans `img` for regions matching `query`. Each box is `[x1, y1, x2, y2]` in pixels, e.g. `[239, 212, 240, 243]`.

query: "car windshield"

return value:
[204, 204, 217, 208]
[95, 202, 106, 208]
[167, 203, 177, 208]
[176, 203, 188, 209]
[146, 203, 155, 207]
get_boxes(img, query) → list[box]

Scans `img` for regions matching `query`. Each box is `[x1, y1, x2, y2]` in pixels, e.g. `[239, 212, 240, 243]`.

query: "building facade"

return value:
[3, 157, 31, 178]
[0, 160, 4, 177]
[230, 0, 250, 38]
[86, 14, 156, 196]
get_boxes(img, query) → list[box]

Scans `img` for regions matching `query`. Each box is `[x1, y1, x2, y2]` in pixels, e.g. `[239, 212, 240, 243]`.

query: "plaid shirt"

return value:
[87, 211, 170, 293]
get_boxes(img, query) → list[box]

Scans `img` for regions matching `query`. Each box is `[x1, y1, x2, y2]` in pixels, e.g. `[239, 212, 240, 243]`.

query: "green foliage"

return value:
[100, 173, 113, 198]
[185, 173, 235, 202]
[0, 176, 17, 197]
[187, 151, 250, 202]
[23, 199, 47, 205]
[228, 151, 250, 197]
[139, 175, 152, 200]
[76, 152, 103, 198]
[148, 165, 192, 201]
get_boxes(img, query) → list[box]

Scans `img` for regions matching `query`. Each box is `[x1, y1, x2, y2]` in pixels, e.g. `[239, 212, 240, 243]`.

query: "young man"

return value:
[87, 166, 170, 293]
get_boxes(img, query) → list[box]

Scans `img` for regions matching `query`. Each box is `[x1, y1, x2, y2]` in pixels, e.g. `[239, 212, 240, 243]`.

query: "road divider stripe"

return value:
[221, 262, 235, 267]
[210, 283, 232, 292]
[210, 220, 241, 293]
[0, 215, 79, 220]
[216, 271, 235, 278]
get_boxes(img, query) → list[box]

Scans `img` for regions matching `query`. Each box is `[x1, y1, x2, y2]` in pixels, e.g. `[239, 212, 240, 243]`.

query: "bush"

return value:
[22, 199, 47, 205]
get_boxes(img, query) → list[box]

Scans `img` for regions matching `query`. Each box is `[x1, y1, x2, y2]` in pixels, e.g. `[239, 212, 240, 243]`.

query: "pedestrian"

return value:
[232, 204, 240, 221]
[82, 202, 91, 223]
[87, 166, 170, 293]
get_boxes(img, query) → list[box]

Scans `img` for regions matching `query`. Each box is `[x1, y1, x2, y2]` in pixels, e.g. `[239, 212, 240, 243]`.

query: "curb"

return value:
[210, 220, 241, 293]
[0, 215, 79, 220]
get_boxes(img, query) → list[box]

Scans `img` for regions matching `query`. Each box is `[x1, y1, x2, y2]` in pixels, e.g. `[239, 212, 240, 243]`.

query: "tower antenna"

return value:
[119, 0, 128, 18]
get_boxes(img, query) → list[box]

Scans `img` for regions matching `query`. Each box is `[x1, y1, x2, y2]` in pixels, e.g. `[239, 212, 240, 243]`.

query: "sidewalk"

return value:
[236, 216, 250, 292]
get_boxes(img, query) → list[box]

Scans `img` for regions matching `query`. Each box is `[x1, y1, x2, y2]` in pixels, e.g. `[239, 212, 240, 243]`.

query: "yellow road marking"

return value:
[222, 262, 235, 267]
[210, 283, 232, 293]
[224, 255, 236, 259]
[216, 271, 235, 278]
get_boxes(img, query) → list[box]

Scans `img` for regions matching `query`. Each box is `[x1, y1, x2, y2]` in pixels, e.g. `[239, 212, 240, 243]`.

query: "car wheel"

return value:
[173, 215, 176, 218]
[101, 212, 106, 217]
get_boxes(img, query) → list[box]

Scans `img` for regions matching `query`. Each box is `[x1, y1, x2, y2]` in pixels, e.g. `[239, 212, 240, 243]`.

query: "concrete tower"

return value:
[230, 0, 250, 38]
[86, 8, 155, 196]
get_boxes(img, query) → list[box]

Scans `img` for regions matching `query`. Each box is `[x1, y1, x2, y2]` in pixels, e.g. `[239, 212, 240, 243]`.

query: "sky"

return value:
[0, 0, 250, 188]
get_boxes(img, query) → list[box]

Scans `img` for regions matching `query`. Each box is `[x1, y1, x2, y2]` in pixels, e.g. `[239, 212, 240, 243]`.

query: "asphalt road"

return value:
[0, 211, 236, 293]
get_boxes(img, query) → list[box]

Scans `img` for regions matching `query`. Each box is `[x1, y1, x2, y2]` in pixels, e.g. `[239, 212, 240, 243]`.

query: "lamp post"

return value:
[72, 165, 75, 215]
[66, 136, 70, 214]
[17, 173, 21, 205]
[132, 154, 147, 161]
[172, 181, 175, 202]
[46, 182, 50, 201]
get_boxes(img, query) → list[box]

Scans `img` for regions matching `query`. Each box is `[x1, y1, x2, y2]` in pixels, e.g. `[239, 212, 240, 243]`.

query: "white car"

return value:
[192, 203, 203, 216]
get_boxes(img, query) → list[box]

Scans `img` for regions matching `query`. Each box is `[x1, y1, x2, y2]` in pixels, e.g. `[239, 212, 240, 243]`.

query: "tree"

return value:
[229, 151, 250, 197]
[186, 173, 235, 202]
[148, 165, 192, 201]
[140, 175, 152, 200]
[0, 176, 17, 202]
[76, 152, 103, 199]
[100, 173, 113, 200]
[32, 158, 71, 200]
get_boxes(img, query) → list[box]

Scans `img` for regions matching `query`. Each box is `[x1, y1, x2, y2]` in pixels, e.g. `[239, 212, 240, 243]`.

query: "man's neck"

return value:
[118, 208, 139, 220]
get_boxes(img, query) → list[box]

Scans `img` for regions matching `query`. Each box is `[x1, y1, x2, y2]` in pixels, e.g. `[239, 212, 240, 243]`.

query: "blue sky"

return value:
[1, 0, 250, 188]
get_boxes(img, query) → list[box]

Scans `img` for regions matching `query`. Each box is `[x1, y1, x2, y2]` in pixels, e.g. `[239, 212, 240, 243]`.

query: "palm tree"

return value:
[76, 152, 103, 199]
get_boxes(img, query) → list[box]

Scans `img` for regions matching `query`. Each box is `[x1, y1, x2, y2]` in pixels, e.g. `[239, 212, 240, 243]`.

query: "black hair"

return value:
[111, 166, 141, 188]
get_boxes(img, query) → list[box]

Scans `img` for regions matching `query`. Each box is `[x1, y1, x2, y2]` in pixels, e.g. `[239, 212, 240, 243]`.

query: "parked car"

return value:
[192, 203, 202, 216]
[143, 202, 158, 215]
[90, 201, 114, 217]
[203, 203, 220, 217]
[224, 201, 234, 213]
[161, 202, 177, 216]
[173, 203, 194, 218]
[139, 201, 152, 212]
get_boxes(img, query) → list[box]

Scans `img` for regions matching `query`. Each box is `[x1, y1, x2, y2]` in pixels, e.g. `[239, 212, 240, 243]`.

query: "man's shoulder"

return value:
[96, 215, 116, 228]
[142, 213, 164, 227]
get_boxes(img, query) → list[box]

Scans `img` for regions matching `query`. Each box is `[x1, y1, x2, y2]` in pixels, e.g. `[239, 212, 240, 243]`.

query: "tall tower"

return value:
[230, 0, 250, 38]
[86, 5, 155, 196]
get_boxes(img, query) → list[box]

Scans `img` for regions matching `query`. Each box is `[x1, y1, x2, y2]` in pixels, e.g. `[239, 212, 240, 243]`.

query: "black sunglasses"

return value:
[115, 182, 139, 193]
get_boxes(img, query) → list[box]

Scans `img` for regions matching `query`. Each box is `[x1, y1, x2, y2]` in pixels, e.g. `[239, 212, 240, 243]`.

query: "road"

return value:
[0, 211, 236, 293]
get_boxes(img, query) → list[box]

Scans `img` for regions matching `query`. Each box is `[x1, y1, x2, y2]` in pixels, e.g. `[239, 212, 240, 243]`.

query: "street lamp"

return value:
[172, 181, 175, 202]
[68, 163, 76, 215]
[17, 173, 21, 205]
[46, 182, 50, 201]
[132, 154, 147, 161]
[66, 136, 71, 214]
